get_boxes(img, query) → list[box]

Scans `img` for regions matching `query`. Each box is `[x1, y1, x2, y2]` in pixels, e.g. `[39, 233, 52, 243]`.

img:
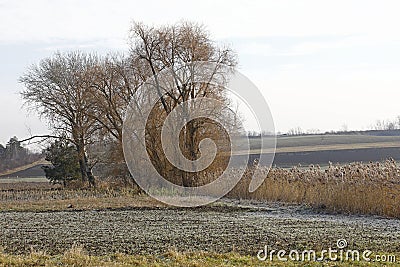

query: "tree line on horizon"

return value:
[0, 136, 42, 173]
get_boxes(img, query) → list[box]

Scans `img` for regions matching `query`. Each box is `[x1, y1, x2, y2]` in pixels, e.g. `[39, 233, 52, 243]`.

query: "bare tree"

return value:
[128, 21, 238, 187]
[287, 127, 303, 136]
[86, 54, 143, 183]
[19, 51, 98, 186]
[396, 116, 400, 129]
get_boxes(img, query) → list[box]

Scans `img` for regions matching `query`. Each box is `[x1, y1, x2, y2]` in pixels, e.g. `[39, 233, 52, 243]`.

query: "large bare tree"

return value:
[128, 21, 238, 187]
[19, 51, 98, 186]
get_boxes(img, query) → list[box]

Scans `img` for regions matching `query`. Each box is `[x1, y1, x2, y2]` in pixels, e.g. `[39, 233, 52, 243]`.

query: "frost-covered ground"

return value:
[1, 200, 399, 256]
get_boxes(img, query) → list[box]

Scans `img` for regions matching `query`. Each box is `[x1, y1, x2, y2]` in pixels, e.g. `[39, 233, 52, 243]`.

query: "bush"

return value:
[42, 140, 81, 187]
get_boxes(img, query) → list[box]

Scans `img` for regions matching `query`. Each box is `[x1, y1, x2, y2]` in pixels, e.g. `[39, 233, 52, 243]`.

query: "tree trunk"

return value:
[182, 121, 198, 187]
[76, 142, 95, 187]
[78, 154, 88, 183]
[84, 154, 96, 187]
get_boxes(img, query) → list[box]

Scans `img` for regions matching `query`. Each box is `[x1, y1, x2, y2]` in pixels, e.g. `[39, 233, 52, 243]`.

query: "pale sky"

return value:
[1, 0, 400, 145]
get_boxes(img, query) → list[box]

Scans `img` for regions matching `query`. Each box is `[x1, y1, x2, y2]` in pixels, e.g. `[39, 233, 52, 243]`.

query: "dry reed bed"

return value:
[230, 159, 400, 218]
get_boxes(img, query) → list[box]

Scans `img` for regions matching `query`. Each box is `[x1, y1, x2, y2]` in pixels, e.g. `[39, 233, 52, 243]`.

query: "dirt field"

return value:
[1, 200, 399, 256]
[239, 134, 400, 167]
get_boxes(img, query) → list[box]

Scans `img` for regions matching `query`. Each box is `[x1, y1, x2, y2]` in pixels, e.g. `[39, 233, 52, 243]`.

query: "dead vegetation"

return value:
[230, 158, 400, 218]
[0, 181, 162, 212]
[1, 159, 399, 217]
[0, 247, 398, 267]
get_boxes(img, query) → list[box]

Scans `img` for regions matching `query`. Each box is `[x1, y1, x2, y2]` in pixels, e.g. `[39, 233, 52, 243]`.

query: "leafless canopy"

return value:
[20, 51, 98, 186]
[127, 21, 239, 186]
[19, 21, 239, 187]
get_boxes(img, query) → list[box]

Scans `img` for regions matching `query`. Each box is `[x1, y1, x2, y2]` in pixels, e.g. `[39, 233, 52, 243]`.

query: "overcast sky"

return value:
[1, 0, 400, 145]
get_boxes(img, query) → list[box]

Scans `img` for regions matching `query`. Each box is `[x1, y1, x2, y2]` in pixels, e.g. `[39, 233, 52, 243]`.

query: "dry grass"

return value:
[0, 182, 164, 211]
[0, 181, 57, 190]
[230, 159, 400, 218]
[0, 246, 398, 267]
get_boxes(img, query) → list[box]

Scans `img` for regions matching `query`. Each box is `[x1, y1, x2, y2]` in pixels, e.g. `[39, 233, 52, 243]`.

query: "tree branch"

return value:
[19, 135, 67, 144]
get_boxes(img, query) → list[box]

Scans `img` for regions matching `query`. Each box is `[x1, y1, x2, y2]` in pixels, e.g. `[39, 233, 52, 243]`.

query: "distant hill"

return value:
[330, 129, 400, 136]
[240, 133, 400, 167]
[0, 159, 50, 179]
